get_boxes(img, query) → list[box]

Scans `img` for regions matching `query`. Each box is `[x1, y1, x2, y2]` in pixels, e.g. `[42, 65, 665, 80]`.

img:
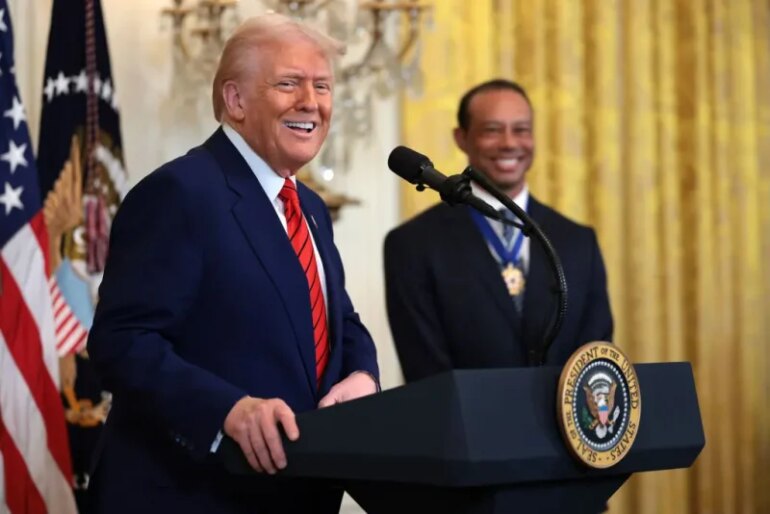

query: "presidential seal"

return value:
[556, 341, 641, 468]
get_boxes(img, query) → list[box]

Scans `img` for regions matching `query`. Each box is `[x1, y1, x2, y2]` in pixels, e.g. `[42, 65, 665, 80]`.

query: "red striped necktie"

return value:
[278, 178, 329, 382]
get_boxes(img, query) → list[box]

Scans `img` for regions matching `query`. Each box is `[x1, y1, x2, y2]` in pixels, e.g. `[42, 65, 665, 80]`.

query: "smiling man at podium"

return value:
[86, 13, 379, 514]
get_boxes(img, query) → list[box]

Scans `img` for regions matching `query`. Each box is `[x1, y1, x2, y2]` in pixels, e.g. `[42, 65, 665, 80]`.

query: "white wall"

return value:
[8, 1, 406, 511]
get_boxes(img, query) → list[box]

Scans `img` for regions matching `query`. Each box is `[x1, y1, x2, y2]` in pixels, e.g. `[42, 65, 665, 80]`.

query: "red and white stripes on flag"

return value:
[0, 213, 77, 513]
[50, 280, 88, 357]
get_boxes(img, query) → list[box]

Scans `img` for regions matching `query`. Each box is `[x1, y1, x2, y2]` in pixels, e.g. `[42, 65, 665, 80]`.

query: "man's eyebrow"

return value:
[275, 71, 305, 79]
[275, 70, 332, 81]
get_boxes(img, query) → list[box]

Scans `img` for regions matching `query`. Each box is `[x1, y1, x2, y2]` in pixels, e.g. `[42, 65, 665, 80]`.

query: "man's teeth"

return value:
[496, 158, 519, 168]
[284, 121, 315, 131]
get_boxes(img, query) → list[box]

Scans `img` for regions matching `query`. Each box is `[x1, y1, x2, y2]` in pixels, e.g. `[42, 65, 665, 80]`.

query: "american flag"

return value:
[36, 0, 127, 506]
[0, 2, 78, 513]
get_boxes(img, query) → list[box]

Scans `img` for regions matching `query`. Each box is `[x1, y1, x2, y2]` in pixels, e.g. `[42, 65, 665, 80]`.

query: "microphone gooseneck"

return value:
[462, 166, 568, 366]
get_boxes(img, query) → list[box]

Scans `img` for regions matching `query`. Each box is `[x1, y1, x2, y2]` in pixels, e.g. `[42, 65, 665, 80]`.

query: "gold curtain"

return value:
[400, 1, 770, 512]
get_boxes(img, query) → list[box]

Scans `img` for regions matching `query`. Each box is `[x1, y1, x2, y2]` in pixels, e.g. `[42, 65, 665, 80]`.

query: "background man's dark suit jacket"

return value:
[383, 196, 612, 382]
[86, 128, 379, 514]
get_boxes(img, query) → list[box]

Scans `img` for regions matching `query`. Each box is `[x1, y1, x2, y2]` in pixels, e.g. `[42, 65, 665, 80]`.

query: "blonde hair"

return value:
[211, 12, 346, 121]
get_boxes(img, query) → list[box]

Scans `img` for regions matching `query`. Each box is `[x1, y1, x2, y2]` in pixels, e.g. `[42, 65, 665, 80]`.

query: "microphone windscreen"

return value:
[387, 146, 432, 184]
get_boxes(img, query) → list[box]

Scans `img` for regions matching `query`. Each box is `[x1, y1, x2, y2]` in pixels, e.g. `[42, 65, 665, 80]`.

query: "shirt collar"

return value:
[470, 179, 529, 214]
[221, 122, 295, 203]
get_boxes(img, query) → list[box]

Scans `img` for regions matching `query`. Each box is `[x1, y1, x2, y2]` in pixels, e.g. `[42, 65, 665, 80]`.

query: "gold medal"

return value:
[501, 262, 525, 296]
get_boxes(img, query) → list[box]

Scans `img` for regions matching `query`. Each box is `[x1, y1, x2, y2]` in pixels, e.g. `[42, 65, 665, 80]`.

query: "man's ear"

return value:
[222, 80, 245, 122]
[453, 127, 468, 153]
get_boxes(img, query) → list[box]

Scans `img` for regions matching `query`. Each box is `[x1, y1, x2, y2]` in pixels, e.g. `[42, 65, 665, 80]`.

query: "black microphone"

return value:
[388, 146, 519, 227]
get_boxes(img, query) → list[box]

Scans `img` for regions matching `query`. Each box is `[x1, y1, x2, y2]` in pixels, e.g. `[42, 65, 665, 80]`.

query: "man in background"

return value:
[87, 13, 379, 514]
[384, 79, 612, 382]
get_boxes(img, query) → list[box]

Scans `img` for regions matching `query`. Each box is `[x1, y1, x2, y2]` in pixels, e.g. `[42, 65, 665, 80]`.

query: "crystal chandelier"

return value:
[161, 0, 431, 188]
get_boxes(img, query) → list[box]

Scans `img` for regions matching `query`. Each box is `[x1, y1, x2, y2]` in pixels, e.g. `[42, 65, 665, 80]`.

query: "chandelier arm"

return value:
[395, 16, 419, 61]
[340, 9, 384, 81]
[163, 5, 196, 62]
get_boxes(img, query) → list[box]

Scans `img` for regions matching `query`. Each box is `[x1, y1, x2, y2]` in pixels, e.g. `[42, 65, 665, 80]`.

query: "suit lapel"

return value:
[448, 206, 521, 335]
[203, 129, 317, 394]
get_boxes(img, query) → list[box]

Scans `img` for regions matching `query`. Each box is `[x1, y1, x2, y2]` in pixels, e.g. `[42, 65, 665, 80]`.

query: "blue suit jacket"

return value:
[384, 197, 612, 382]
[86, 128, 379, 513]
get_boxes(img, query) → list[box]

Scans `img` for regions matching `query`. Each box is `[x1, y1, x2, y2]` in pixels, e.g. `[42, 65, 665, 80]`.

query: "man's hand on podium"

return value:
[223, 397, 299, 475]
[318, 371, 378, 408]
